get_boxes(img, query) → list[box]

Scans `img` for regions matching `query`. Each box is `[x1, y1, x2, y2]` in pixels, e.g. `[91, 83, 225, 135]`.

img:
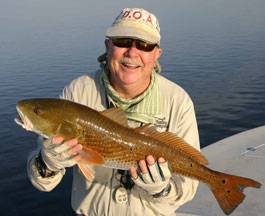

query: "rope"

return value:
[241, 143, 265, 159]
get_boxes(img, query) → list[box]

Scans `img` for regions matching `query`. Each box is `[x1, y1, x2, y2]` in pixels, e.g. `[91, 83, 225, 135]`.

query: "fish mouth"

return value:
[14, 106, 33, 131]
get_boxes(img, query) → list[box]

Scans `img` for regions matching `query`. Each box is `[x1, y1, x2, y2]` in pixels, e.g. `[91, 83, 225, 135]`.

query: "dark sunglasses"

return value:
[111, 38, 157, 52]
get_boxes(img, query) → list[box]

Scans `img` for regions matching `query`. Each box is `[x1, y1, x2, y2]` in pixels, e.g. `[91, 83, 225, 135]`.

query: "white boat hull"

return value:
[177, 126, 265, 216]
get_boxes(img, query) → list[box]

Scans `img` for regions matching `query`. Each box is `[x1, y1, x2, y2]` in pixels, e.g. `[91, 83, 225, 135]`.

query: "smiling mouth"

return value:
[121, 63, 141, 69]
[119, 57, 143, 69]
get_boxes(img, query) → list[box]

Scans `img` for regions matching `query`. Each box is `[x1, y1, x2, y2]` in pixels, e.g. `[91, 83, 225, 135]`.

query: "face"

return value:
[105, 38, 162, 95]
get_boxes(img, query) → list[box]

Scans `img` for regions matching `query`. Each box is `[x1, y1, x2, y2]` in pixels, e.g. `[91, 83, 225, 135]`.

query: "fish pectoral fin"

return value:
[77, 146, 105, 181]
[100, 107, 128, 127]
[79, 147, 105, 165]
[77, 161, 95, 181]
[58, 119, 83, 140]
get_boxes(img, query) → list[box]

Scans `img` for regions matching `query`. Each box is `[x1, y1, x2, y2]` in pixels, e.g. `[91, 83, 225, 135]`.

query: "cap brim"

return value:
[106, 25, 160, 44]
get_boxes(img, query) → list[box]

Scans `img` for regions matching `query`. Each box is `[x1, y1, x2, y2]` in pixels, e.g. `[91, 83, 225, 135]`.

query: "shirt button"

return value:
[115, 186, 128, 204]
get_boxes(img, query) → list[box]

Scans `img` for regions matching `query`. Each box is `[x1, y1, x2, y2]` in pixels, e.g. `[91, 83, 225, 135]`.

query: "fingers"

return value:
[158, 157, 166, 163]
[159, 160, 171, 180]
[131, 155, 172, 195]
[73, 153, 82, 162]
[66, 143, 82, 156]
[138, 155, 154, 174]
[41, 136, 83, 170]
[52, 136, 64, 144]
[139, 160, 148, 174]
[64, 139, 82, 162]
[51, 137, 82, 159]
[130, 155, 166, 180]
[130, 167, 138, 180]
[52, 136, 79, 147]
[65, 138, 79, 147]
[139, 155, 165, 172]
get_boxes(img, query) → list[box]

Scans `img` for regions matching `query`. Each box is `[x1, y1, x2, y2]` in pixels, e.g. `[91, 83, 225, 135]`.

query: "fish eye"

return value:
[34, 107, 41, 115]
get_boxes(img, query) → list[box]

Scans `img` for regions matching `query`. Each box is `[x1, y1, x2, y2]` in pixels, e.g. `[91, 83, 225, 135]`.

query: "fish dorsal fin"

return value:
[135, 125, 208, 165]
[134, 123, 153, 134]
[100, 108, 128, 127]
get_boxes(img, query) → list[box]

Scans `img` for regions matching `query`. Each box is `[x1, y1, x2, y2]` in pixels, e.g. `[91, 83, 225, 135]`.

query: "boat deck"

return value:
[177, 126, 265, 216]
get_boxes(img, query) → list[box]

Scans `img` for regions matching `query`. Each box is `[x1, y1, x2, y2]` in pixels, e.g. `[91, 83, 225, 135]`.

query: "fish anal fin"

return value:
[79, 146, 105, 165]
[100, 108, 128, 127]
[136, 128, 208, 165]
[77, 161, 95, 182]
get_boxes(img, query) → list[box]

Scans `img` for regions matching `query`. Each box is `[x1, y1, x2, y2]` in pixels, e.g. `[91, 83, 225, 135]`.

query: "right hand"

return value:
[130, 155, 172, 195]
[41, 136, 82, 171]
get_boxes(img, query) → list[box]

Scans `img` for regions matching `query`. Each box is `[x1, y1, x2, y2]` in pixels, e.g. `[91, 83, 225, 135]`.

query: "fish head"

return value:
[15, 98, 66, 138]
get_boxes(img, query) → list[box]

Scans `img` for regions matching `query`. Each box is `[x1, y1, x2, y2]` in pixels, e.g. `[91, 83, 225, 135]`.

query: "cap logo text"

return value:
[122, 10, 153, 25]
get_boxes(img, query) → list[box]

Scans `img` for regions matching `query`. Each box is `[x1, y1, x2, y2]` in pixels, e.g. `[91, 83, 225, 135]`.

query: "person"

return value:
[27, 8, 200, 216]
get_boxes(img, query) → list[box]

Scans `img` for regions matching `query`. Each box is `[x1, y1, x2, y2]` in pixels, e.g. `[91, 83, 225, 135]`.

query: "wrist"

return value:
[152, 182, 171, 198]
[36, 151, 59, 178]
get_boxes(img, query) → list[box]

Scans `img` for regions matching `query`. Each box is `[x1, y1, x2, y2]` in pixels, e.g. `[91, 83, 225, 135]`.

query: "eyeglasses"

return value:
[111, 38, 157, 52]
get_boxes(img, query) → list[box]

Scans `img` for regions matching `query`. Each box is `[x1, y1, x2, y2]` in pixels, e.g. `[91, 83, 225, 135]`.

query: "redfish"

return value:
[15, 98, 262, 215]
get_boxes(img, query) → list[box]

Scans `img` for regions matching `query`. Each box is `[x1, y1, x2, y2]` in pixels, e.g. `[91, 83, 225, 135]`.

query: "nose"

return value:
[125, 41, 139, 57]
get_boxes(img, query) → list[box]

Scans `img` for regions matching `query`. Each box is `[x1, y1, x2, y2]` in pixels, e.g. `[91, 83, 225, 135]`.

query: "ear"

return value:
[155, 47, 162, 61]
[105, 39, 110, 51]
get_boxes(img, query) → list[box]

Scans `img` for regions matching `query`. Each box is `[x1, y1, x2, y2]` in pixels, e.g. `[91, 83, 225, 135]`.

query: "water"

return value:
[1, 1, 265, 215]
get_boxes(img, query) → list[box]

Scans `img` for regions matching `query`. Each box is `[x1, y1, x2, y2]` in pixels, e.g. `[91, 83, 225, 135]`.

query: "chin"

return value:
[120, 78, 139, 86]
[119, 72, 142, 85]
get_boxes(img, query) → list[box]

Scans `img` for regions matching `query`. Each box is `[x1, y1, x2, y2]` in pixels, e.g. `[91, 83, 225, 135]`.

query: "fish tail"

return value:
[210, 171, 262, 215]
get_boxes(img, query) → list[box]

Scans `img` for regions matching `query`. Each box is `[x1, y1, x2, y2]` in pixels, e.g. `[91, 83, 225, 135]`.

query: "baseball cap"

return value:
[105, 8, 161, 45]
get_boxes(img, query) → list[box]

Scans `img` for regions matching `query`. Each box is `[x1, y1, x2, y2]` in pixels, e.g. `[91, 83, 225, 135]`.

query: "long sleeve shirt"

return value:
[27, 69, 200, 216]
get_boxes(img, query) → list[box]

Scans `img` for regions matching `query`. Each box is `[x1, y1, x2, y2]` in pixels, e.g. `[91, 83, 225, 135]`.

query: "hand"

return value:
[40, 136, 82, 171]
[129, 155, 172, 195]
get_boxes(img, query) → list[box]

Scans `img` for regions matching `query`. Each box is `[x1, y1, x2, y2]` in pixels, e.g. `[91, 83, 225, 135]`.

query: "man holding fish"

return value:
[27, 8, 202, 216]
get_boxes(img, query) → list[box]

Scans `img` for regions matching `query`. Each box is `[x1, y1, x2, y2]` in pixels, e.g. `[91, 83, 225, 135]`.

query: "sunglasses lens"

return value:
[111, 38, 157, 52]
[112, 38, 132, 48]
[136, 40, 157, 52]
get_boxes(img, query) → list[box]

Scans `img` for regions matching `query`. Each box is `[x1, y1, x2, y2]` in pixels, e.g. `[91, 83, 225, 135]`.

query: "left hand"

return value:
[129, 155, 172, 195]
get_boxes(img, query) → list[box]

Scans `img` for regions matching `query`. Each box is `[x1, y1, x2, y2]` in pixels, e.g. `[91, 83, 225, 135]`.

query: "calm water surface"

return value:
[0, 1, 265, 215]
